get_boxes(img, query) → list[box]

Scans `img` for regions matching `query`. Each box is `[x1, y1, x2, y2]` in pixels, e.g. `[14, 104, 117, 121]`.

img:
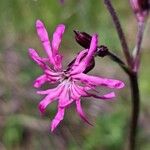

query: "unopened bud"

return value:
[74, 30, 92, 48]
[96, 45, 109, 57]
[74, 31, 109, 58]
[130, 0, 150, 22]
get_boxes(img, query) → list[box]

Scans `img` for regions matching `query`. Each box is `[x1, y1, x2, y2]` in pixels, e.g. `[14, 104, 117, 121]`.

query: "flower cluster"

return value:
[29, 20, 125, 132]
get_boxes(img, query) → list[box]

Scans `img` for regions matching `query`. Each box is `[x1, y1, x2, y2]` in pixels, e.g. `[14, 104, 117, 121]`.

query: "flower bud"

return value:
[74, 30, 109, 58]
[130, 0, 150, 22]
[96, 45, 109, 57]
[74, 30, 92, 48]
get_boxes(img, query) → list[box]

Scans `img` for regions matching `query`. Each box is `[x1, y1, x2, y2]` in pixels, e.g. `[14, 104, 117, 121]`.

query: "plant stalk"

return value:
[104, 0, 132, 66]
[132, 22, 145, 72]
[129, 72, 140, 150]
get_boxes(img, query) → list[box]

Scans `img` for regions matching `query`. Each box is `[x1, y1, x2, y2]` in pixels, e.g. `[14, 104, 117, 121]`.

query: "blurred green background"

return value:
[0, 0, 150, 150]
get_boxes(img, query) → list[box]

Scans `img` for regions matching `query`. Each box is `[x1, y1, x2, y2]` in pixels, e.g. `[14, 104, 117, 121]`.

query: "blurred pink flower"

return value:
[130, 0, 150, 22]
[59, 0, 64, 4]
[29, 20, 125, 132]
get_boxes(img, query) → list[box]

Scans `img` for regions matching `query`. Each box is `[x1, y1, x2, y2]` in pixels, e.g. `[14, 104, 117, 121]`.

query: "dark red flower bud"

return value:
[130, 0, 150, 22]
[96, 45, 109, 57]
[139, 0, 150, 10]
[74, 30, 109, 58]
[74, 30, 92, 49]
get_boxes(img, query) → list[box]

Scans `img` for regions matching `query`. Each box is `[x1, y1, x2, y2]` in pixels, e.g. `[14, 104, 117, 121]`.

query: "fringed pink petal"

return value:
[50, 108, 65, 132]
[72, 82, 88, 97]
[37, 84, 63, 95]
[36, 20, 55, 65]
[76, 100, 92, 125]
[43, 69, 62, 83]
[60, 99, 74, 108]
[54, 54, 63, 71]
[72, 49, 88, 67]
[52, 24, 65, 56]
[33, 74, 47, 88]
[85, 92, 116, 100]
[38, 85, 64, 113]
[28, 48, 47, 69]
[52, 24, 65, 70]
[70, 83, 82, 100]
[73, 73, 125, 89]
[84, 34, 98, 64]
[58, 84, 74, 108]
[70, 34, 98, 75]
[44, 69, 62, 77]
[73, 82, 115, 100]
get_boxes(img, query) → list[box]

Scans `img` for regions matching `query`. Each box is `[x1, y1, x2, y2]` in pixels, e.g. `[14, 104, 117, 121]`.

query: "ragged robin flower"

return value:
[28, 20, 125, 132]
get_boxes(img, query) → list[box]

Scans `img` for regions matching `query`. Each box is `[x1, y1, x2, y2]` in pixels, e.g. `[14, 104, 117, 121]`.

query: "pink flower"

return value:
[59, 0, 64, 4]
[29, 20, 125, 132]
[130, 0, 150, 22]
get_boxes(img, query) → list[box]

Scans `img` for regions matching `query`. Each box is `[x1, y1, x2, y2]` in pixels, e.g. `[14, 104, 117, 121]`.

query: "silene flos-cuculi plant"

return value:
[28, 20, 124, 132]
[29, 0, 149, 150]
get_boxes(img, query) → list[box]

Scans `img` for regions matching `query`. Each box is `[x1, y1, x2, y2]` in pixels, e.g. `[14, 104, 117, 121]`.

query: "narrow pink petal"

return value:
[44, 70, 62, 82]
[72, 49, 88, 67]
[38, 85, 64, 113]
[52, 24, 65, 56]
[54, 54, 63, 70]
[34, 74, 47, 88]
[73, 73, 125, 89]
[44, 69, 62, 77]
[85, 34, 98, 64]
[76, 100, 92, 125]
[72, 82, 115, 100]
[66, 49, 87, 72]
[85, 92, 116, 100]
[36, 20, 55, 65]
[59, 84, 74, 108]
[37, 84, 62, 95]
[41, 57, 49, 62]
[72, 82, 87, 97]
[28, 48, 47, 69]
[70, 34, 98, 75]
[70, 83, 81, 100]
[50, 108, 65, 132]
[51, 24, 65, 70]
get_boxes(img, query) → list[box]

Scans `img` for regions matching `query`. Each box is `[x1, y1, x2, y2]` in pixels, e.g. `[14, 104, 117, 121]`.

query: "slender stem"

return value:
[102, 2, 145, 150]
[104, 0, 132, 66]
[132, 22, 145, 72]
[129, 72, 140, 150]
